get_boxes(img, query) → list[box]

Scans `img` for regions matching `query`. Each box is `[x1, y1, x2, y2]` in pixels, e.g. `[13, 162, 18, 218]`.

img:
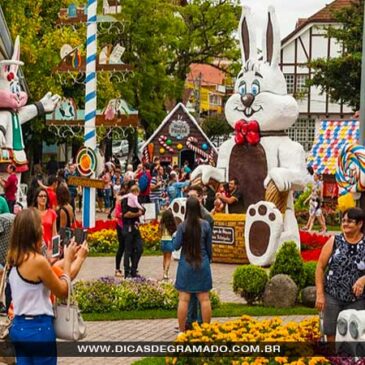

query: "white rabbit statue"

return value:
[192, 6, 309, 266]
[0, 36, 60, 173]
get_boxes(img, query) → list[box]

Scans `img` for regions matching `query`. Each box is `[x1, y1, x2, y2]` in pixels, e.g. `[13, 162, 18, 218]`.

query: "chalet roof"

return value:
[282, 0, 353, 45]
[187, 63, 225, 87]
[307, 120, 359, 175]
[140, 102, 218, 155]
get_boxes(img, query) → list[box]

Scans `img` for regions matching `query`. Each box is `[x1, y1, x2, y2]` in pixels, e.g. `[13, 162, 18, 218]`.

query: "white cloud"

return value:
[242, 0, 330, 39]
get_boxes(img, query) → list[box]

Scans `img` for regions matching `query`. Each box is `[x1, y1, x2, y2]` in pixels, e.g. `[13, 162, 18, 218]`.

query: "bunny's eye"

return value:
[10, 83, 20, 94]
[238, 81, 246, 95]
[251, 80, 260, 96]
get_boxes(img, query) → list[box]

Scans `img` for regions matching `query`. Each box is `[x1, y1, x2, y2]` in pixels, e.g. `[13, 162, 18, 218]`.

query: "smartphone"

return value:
[59, 227, 73, 247]
[74, 228, 88, 245]
[51, 235, 61, 258]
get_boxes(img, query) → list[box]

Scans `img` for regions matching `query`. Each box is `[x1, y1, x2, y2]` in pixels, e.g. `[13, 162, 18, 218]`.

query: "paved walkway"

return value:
[56, 256, 317, 365]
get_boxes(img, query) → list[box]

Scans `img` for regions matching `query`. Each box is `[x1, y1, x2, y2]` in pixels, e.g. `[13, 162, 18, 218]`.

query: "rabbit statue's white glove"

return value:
[39, 92, 61, 113]
[265, 167, 292, 192]
[190, 165, 225, 186]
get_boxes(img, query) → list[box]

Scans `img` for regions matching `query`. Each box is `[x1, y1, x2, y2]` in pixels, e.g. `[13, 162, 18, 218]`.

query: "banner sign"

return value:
[68, 176, 104, 189]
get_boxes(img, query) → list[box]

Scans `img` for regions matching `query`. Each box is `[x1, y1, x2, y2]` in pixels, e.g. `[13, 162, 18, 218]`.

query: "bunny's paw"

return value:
[245, 201, 283, 266]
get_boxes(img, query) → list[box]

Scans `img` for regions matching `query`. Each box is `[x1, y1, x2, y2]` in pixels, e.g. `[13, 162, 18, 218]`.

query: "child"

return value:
[211, 198, 225, 214]
[123, 185, 145, 211]
[159, 209, 177, 280]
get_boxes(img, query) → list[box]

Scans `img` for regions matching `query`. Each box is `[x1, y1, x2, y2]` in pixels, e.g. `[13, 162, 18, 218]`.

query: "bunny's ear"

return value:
[262, 6, 281, 67]
[10, 36, 21, 74]
[239, 6, 257, 65]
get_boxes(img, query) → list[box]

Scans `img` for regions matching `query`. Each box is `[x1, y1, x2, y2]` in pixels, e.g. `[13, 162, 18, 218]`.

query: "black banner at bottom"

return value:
[1, 341, 365, 357]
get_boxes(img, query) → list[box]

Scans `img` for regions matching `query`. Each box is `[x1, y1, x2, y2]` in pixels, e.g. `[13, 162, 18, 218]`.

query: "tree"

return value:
[201, 114, 232, 139]
[308, 0, 363, 110]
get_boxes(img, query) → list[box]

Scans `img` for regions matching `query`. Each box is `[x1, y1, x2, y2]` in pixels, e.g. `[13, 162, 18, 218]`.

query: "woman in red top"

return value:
[33, 187, 57, 248]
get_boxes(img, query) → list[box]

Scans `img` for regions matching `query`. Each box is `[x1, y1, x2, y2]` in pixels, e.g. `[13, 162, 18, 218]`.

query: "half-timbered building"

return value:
[280, 0, 354, 152]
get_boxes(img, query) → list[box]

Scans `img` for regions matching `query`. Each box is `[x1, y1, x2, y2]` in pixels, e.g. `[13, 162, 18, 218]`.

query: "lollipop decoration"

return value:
[336, 143, 365, 195]
[158, 135, 174, 153]
[186, 136, 214, 165]
[76, 147, 98, 176]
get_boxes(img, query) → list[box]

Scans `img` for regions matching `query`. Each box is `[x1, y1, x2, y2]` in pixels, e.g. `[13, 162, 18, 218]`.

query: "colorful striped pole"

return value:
[83, 0, 98, 228]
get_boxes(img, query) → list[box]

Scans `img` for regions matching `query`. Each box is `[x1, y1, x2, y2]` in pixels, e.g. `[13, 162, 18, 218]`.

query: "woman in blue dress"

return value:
[174, 196, 213, 332]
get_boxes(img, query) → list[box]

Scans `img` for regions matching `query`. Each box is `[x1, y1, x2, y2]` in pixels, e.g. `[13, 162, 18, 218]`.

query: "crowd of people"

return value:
[0, 152, 361, 363]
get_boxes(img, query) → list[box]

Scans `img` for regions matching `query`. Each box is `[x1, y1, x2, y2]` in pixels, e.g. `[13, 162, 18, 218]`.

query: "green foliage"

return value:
[294, 185, 311, 211]
[201, 114, 232, 138]
[303, 261, 317, 288]
[270, 241, 306, 289]
[232, 265, 268, 305]
[308, 0, 363, 109]
[74, 277, 220, 313]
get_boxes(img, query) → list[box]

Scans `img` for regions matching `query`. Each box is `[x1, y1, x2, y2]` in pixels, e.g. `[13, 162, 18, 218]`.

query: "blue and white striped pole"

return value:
[83, 0, 97, 228]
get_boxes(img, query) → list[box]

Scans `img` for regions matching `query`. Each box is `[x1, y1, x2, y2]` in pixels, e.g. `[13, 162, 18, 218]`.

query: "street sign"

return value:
[68, 176, 104, 189]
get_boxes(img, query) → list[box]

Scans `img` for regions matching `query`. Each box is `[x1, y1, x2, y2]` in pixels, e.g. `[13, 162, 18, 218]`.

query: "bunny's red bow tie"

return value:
[234, 120, 260, 145]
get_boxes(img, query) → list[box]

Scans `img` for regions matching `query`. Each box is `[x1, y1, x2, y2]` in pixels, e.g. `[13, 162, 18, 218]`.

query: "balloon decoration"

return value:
[202, 143, 208, 151]
[177, 143, 183, 150]
[76, 147, 97, 176]
[160, 147, 166, 154]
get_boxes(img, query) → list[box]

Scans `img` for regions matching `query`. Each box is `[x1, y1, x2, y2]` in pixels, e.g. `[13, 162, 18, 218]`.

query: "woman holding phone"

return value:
[7, 208, 78, 364]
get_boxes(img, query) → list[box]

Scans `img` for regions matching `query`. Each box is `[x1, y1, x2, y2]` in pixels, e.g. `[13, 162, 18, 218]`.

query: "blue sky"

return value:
[243, 0, 331, 39]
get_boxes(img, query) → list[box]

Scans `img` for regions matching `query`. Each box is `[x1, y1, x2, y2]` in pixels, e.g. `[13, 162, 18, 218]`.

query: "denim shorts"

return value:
[161, 239, 173, 253]
[323, 293, 365, 336]
[10, 315, 57, 365]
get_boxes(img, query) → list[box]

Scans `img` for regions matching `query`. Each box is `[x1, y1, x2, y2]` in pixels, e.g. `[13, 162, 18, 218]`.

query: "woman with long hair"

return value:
[159, 209, 177, 280]
[33, 188, 57, 248]
[173, 196, 212, 332]
[56, 184, 75, 231]
[7, 208, 78, 364]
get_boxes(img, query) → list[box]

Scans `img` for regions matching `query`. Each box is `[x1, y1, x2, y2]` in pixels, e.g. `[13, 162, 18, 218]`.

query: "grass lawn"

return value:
[83, 302, 317, 321]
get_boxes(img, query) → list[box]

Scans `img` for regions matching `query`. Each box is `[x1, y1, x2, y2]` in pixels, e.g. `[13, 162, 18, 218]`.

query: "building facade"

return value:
[280, 0, 354, 152]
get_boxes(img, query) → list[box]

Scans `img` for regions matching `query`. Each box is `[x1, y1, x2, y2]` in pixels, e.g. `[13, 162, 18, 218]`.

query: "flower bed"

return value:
[88, 229, 118, 254]
[74, 276, 220, 313]
[167, 316, 329, 365]
[300, 230, 330, 262]
[139, 221, 161, 250]
[87, 221, 161, 253]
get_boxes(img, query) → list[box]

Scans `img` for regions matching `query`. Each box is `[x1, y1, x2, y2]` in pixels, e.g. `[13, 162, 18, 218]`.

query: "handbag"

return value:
[53, 275, 86, 341]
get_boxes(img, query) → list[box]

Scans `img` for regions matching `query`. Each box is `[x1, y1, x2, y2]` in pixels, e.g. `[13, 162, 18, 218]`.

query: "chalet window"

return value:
[287, 118, 315, 152]
[209, 94, 221, 106]
[296, 75, 308, 93]
[284, 74, 294, 94]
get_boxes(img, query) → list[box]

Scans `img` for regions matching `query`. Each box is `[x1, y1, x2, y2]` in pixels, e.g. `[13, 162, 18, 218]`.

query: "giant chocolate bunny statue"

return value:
[192, 6, 309, 266]
[0, 36, 60, 175]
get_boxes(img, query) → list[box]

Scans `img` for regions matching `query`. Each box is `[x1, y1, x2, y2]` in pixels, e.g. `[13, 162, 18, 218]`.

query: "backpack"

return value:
[138, 172, 149, 192]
